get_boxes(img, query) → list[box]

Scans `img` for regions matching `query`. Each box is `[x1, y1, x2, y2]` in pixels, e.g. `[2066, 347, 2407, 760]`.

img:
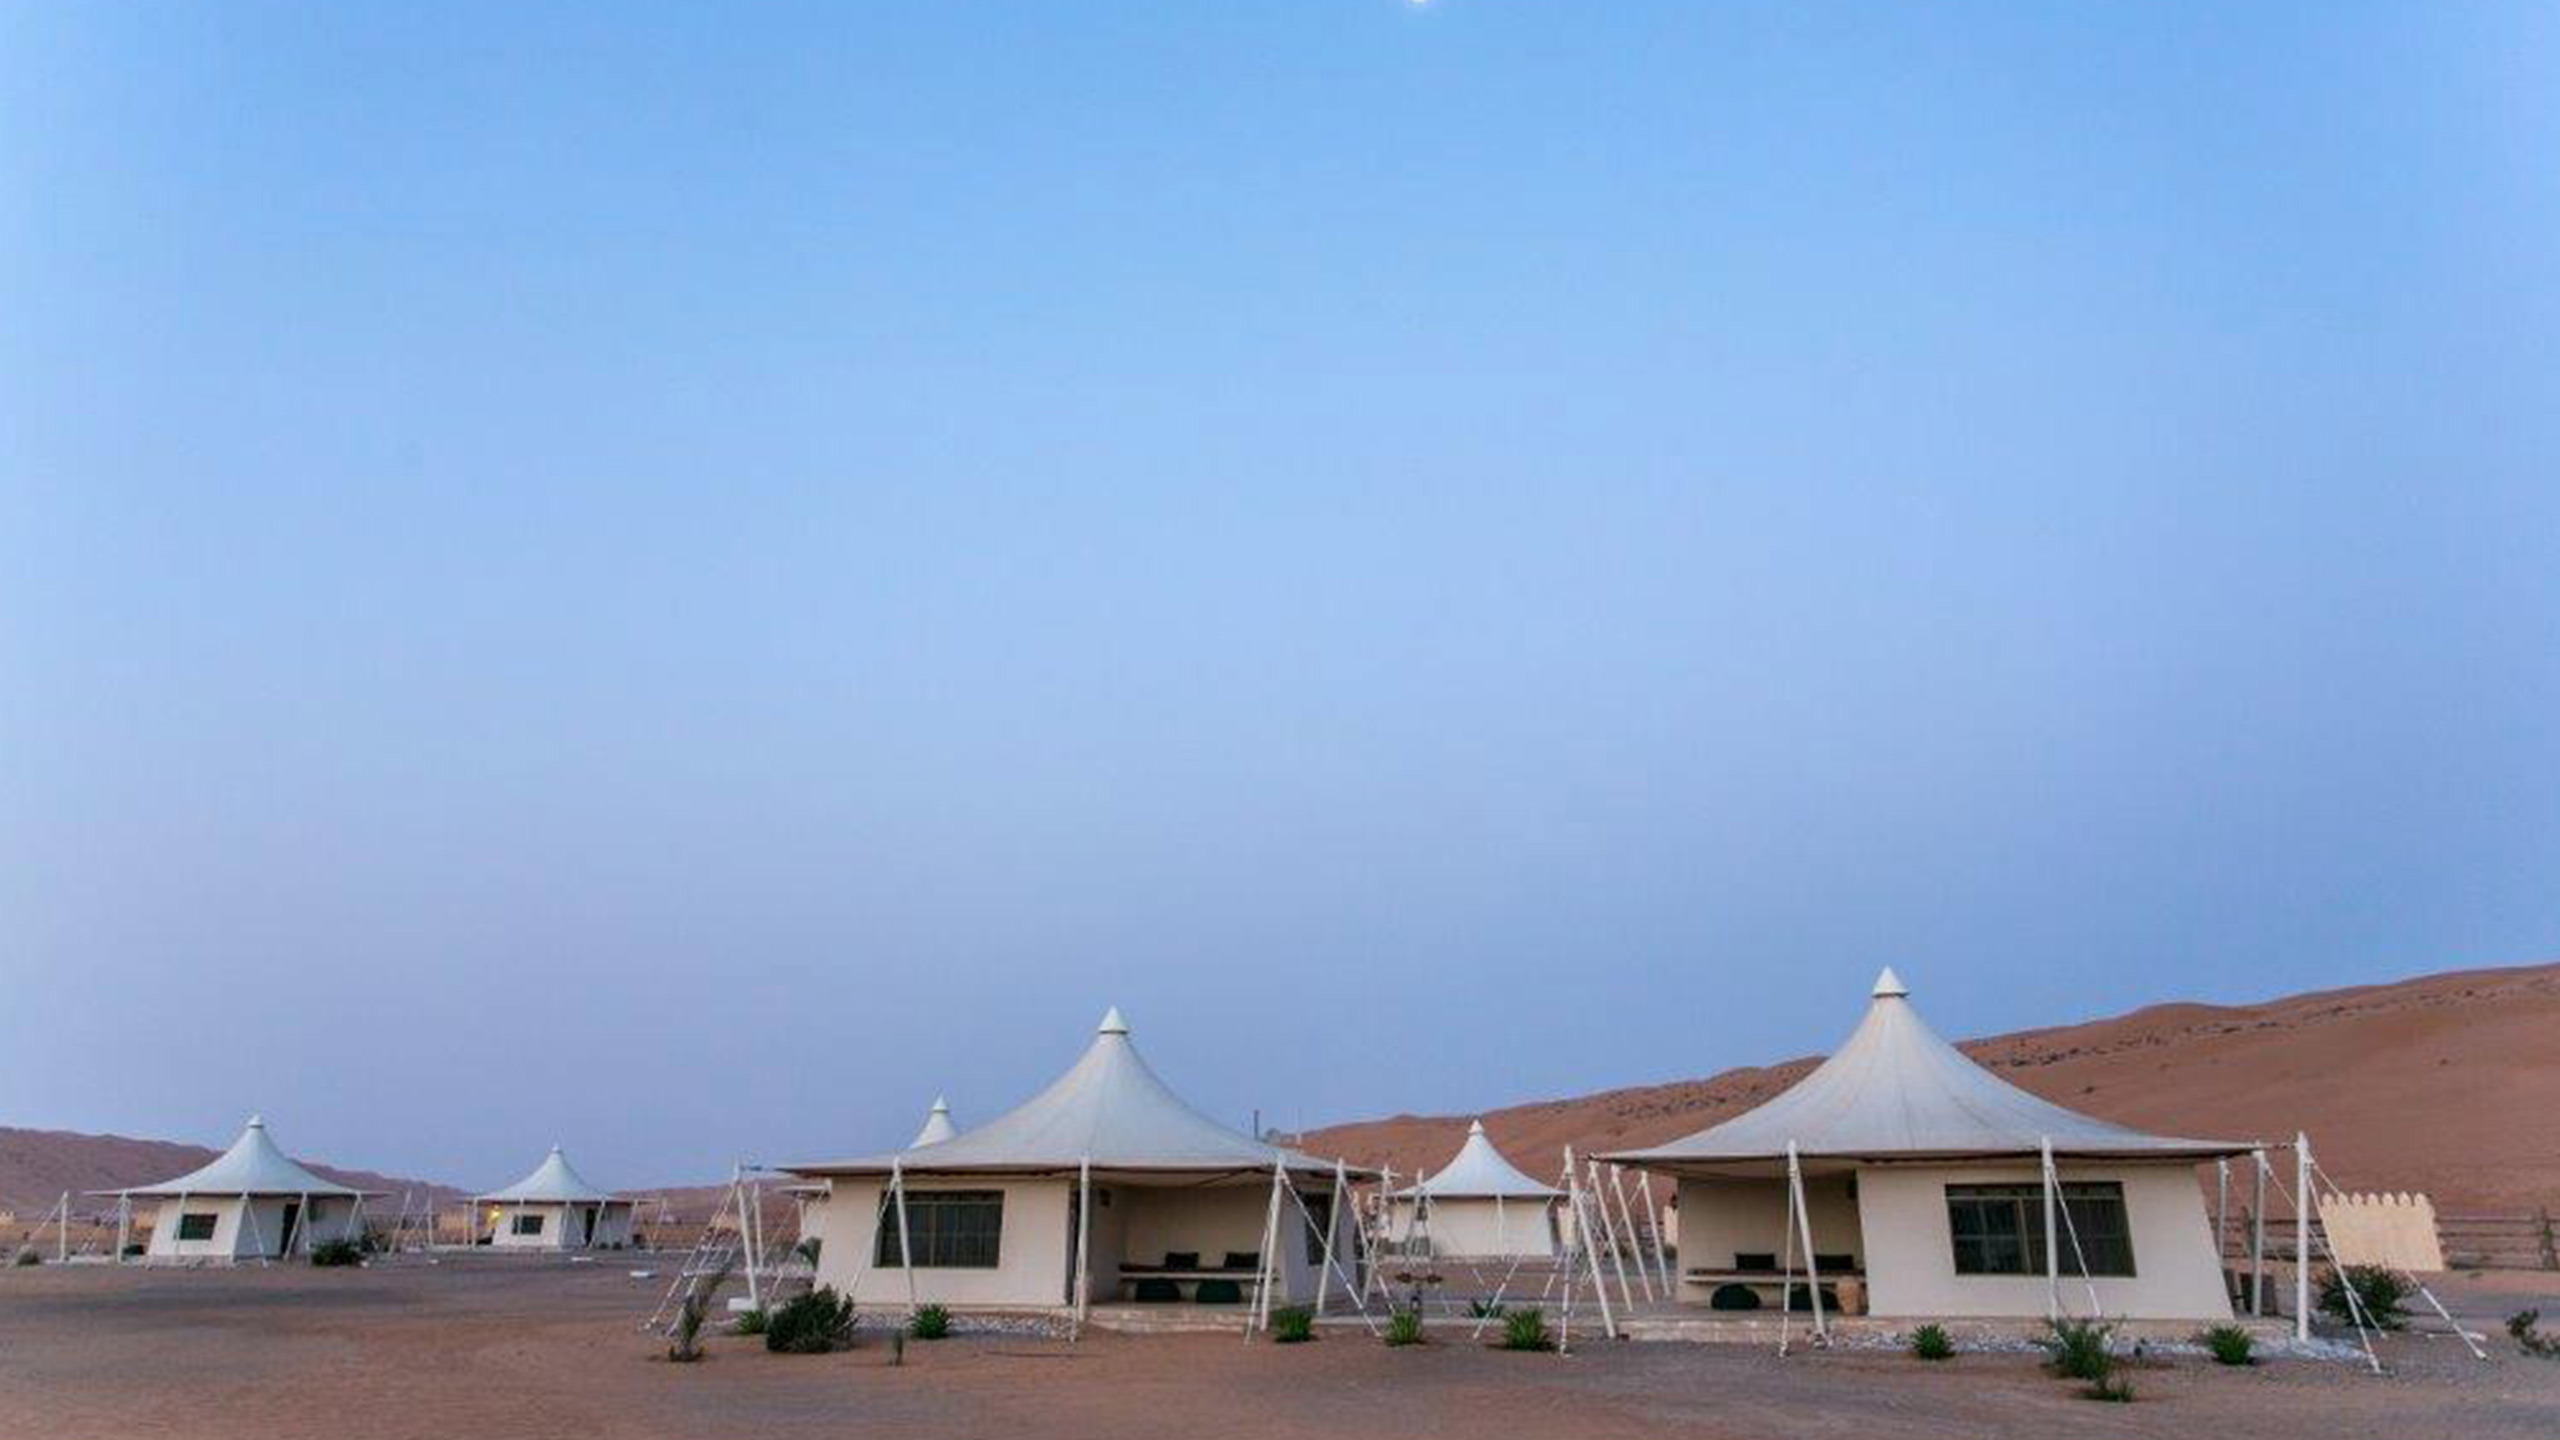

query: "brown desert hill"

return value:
[1295, 961, 2560, 1214]
[0, 1126, 461, 1218]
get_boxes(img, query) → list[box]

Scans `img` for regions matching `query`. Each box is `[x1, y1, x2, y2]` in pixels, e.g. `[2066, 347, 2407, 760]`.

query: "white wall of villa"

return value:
[143, 1194, 362, 1261]
[1857, 1162, 2230, 1320]
[1387, 1195, 1559, 1258]
[481, 1199, 636, 1250]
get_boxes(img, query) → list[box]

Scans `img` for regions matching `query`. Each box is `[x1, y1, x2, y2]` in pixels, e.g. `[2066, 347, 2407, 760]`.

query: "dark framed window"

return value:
[1301, 1192, 1334, 1266]
[512, 1213, 546, 1236]
[176, 1212, 218, 1241]
[875, 1190, 1004, 1268]
[1946, 1183, 2134, 1277]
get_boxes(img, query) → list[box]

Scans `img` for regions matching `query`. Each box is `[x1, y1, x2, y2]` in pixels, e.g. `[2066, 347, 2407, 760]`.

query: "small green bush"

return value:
[1466, 1298, 1507, 1319]
[1499, 1307, 1554, 1352]
[1270, 1306, 1316, 1343]
[121, 1243, 145, 1258]
[2317, 1265, 2409, 1330]
[731, 1307, 768, 1336]
[1909, 1323, 1953, 1361]
[2039, 1317, 2116, 1382]
[308, 1237, 365, 1268]
[794, 1237, 822, 1265]
[667, 1263, 732, 1363]
[2084, 1372, 2136, 1403]
[2201, 1324, 2255, 1366]
[765, 1286, 858, 1354]
[1384, 1309, 1425, 1347]
[910, 1303, 951, 1340]
[2508, 1309, 2559, 1359]
[12, 1248, 42, 1267]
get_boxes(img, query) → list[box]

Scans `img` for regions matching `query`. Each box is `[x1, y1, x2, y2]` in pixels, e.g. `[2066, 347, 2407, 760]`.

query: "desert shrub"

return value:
[308, 1237, 365, 1267]
[2508, 1309, 2560, 1359]
[731, 1307, 768, 1336]
[1270, 1306, 1316, 1344]
[2317, 1265, 2408, 1331]
[2201, 1324, 2255, 1366]
[1499, 1307, 1554, 1352]
[121, 1243, 145, 1258]
[1909, 1323, 1954, 1361]
[2083, 1372, 2136, 1403]
[2039, 1317, 2116, 1383]
[889, 1331, 907, 1366]
[794, 1237, 822, 1265]
[1466, 1298, 1507, 1319]
[765, 1286, 858, 1354]
[1384, 1309, 1425, 1347]
[668, 1263, 732, 1363]
[12, 1248, 41, 1267]
[910, 1303, 951, 1340]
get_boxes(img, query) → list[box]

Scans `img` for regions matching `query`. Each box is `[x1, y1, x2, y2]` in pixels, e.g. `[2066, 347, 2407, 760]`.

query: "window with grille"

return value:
[176, 1212, 218, 1241]
[512, 1212, 546, 1236]
[1945, 1182, 2134, 1277]
[874, 1190, 1004, 1268]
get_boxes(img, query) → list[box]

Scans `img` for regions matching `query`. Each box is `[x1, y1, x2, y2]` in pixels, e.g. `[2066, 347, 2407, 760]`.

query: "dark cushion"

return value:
[1163, 1251, 1200, 1270]
[1734, 1252, 1776, 1271]
[1709, 1283, 1762, 1312]
[1223, 1252, 1259, 1272]
[1132, 1277, 1182, 1303]
[1195, 1279, 1244, 1305]
[1814, 1254, 1857, 1272]
[1784, 1284, 1840, 1314]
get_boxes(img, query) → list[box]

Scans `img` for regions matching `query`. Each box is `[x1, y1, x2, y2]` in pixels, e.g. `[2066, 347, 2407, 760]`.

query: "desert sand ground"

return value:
[3, 1260, 2556, 1440]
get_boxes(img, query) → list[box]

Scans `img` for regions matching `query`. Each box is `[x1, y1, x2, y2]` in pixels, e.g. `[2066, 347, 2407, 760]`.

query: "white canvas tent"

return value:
[1604, 970, 2254, 1323]
[99, 1115, 374, 1263]
[786, 1008, 1372, 1327]
[472, 1146, 637, 1250]
[1388, 1121, 1563, 1258]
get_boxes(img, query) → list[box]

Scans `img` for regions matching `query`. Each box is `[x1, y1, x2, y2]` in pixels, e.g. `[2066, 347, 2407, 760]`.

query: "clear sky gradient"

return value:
[4, 2, 2556, 1189]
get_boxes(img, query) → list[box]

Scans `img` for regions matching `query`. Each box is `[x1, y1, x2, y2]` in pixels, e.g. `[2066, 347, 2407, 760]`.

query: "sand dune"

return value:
[0, 1127, 458, 1218]
[1297, 961, 2560, 1214]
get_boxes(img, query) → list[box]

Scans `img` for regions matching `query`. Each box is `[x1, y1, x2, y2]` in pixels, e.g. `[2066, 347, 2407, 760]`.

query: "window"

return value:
[875, 1190, 1003, 1268]
[1302, 1192, 1334, 1266]
[1946, 1183, 2134, 1277]
[512, 1213, 546, 1236]
[176, 1212, 218, 1242]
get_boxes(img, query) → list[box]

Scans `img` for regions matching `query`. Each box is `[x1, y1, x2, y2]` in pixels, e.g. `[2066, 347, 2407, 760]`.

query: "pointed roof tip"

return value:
[1097, 1006, 1129, 1035]
[929, 1096, 950, 1113]
[1467, 1119, 1487, 1135]
[246, 1113, 267, 1128]
[1871, 966, 1909, 998]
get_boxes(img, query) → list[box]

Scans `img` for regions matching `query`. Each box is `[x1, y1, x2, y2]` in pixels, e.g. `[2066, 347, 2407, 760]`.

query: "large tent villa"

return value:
[1387, 1121, 1563, 1259]
[1605, 970, 2251, 1323]
[472, 1145, 636, 1250]
[786, 1009, 1369, 1320]
[98, 1115, 373, 1263]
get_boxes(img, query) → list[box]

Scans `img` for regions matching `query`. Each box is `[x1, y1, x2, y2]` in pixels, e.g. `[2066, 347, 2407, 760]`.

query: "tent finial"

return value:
[1871, 966, 1909, 998]
[1098, 1006, 1130, 1035]
[1467, 1118, 1487, 1136]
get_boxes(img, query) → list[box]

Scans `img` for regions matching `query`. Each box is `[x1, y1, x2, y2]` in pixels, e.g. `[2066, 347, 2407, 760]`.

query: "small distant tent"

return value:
[1604, 969, 2251, 1321]
[911, 1097, 959, 1147]
[786, 1008, 1373, 1322]
[98, 1115, 374, 1263]
[472, 1146, 636, 1250]
[1387, 1121, 1562, 1258]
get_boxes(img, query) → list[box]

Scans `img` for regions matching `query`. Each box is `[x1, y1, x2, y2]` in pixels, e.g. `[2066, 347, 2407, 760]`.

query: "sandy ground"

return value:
[4, 1261, 2558, 1440]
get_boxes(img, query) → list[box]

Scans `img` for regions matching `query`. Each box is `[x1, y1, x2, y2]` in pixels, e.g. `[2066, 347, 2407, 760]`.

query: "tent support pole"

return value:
[1607, 1165, 1655, 1303]
[1787, 1142, 1826, 1345]
[2294, 1134, 2311, 1345]
[2041, 1137, 2060, 1321]
[889, 1158, 919, 1316]
[1249, 1158, 1286, 1339]
[1313, 1161, 1345, 1317]
[2215, 1159, 2230, 1294]
[2251, 1146, 2267, 1317]
[1564, 1148, 1616, 1341]
[1071, 1157, 1092, 1340]
[115, 1194, 131, 1265]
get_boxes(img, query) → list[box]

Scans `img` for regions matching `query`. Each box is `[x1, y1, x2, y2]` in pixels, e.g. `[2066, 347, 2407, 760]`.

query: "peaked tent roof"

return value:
[1605, 971, 2254, 1170]
[1400, 1121, 1561, 1199]
[911, 1097, 958, 1147]
[106, 1116, 368, 1197]
[787, 1009, 1366, 1179]
[474, 1145, 624, 1204]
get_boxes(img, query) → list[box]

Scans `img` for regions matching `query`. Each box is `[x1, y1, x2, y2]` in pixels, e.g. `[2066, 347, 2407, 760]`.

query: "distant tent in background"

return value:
[1388, 1121, 1562, 1258]
[1606, 969, 2252, 1323]
[911, 1096, 959, 1147]
[471, 1146, 637, 1250]
[96, 1115, 373, 1263]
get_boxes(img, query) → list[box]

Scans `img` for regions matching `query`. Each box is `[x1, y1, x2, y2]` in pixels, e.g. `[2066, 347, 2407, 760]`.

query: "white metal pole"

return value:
[55, 1193, 69, 1263]
[1607, 1166, 1656, 1303]
[115, 1194, 132, 1265]
[2041, 1137, 2059, 1321]
[1564, 1148, 1616, 1340]
[890, 1159, 919, 1314]
[1250, 1159, 1286, 1337]
[1073, 1157, 1093, 1337]
[1588, 1160, 1636, 1311]
[2251, 1146, 2267, 1317]
[2216, 1158, 2230, 1300]
[1313, 1161, 1345, 1316]
[1786, 1142, 1826, 1342]
[1640, 1172, 1673, 1291]
[2294, 1134, 2311, 1344]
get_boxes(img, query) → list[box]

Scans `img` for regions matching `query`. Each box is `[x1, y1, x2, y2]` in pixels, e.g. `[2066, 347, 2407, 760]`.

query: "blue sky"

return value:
[3, 1, 2555, 1188]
